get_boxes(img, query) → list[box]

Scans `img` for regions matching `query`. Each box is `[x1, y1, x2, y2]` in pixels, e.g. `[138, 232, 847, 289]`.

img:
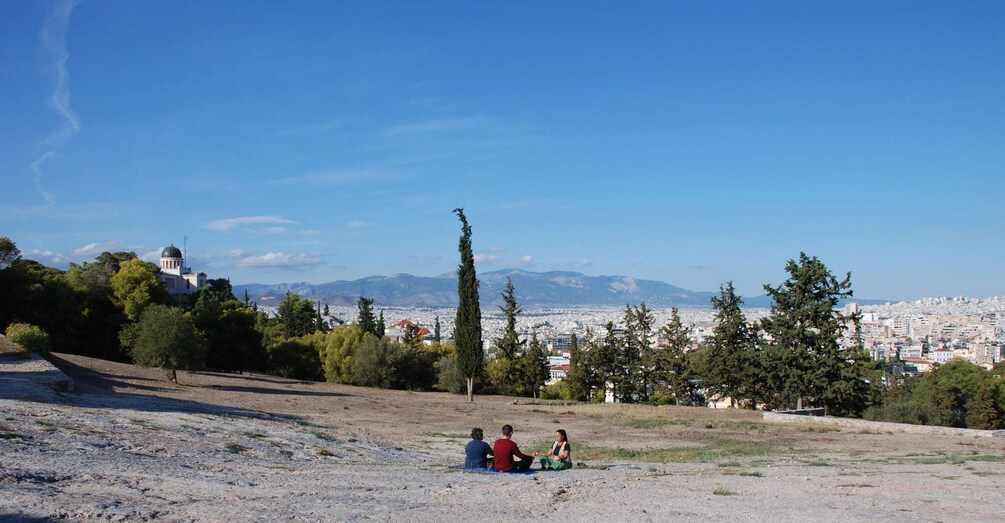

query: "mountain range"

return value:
[232, 269, 887, 309]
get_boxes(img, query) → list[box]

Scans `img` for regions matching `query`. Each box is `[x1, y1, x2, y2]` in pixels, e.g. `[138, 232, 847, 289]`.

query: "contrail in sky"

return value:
[31, 0, 81, 209]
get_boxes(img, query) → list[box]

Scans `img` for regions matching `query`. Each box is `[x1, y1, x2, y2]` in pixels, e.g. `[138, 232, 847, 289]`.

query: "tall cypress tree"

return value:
[453, 208, 483, 402]
[433, 315, 441, 343]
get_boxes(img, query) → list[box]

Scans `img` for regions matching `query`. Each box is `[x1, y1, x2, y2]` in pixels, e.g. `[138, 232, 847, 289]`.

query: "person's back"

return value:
[493, 424, 532, 472]
[464, 428, 493, 469]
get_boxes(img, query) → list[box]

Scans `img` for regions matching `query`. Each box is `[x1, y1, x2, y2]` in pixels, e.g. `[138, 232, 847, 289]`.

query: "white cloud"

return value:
[347, 220, 373, 228]
[205, 215, 297, 232]
[508, 255, 536, 268]
[139, 249, 161, 263]
[29, 0, 81, 210]
[259, 226, 288, 234]
[489, 246, 505, 253]
[580, 259, 592, 267]
[27, 249, 68, 265]
[237, 252, 322, 269]
[474, 253, 499, 264]
[73, 241, 123, 257]
[610, 277, 640, 293]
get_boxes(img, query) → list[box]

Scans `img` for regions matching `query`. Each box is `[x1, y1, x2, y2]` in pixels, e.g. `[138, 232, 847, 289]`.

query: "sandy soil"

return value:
[2, 353, 1003, 522]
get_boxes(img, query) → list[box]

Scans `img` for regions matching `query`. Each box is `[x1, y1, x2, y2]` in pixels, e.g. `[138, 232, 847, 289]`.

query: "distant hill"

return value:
[240, 270, 716, 308]
[233, 269, 887, 309]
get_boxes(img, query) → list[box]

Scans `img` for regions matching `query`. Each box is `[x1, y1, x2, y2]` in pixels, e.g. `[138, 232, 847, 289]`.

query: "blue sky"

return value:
[2, 1, 1002, 301]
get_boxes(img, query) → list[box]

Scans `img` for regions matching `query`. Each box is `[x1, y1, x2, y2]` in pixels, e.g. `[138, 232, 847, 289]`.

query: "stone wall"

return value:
[763, 411, 1005, 438]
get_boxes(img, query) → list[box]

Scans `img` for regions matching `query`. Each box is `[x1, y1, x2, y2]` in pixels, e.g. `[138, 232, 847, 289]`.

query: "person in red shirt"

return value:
[493, 424, 534, 472]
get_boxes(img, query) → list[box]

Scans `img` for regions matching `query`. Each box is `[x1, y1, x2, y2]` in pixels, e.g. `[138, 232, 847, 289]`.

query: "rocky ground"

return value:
[2, 353, 1003, 522]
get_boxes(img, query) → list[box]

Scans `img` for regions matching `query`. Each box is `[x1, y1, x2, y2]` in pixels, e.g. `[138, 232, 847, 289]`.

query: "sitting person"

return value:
[535, 429, 572, 470]
[493, 424, 533, 472]
[464, 427, 493, 469]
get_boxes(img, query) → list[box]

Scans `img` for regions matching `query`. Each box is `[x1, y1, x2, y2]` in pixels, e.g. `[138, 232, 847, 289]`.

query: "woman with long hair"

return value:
[535, 429, 572, 470]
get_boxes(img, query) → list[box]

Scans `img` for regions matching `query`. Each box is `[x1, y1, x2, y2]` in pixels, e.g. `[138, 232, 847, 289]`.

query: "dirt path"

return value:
[2, 353, 1003, 521]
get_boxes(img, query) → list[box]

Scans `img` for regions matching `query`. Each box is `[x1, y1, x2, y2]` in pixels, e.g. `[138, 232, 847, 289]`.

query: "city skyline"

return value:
[2, 1, 1003, 301]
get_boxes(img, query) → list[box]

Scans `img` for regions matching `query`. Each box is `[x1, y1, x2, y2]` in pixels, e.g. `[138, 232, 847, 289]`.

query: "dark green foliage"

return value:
[0, 236, 21, 270]
[591, 322, 620, 400]
[191, 288, 266, 373]
[125, 304, 206, 383]
[866, 360, 1004, 429]
[760, 253, 880, 416]
[516, 332, 549, 398]
[565, 333, 590, 401]
[436, 353, 467, 394]
[434, 315, 441, 343]
[278, 292, 317, 338]
[965, 382, 1003, 430]
[452, 208, 483, 401]
[627, 303, 656, 402]
[352, 333, 435, 390]
[702, 282, 760, 408]
[490, 277, 523, 395]
[377, 310, 386, 337]
[268, 339, 322, 381]
[656, 307, 698, 405]
[357, 297, 378, 336]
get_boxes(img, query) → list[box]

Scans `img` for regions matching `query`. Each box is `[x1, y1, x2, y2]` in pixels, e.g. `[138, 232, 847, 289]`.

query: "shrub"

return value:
[5, 323, 50, 354]
[126, 304, 206, 383]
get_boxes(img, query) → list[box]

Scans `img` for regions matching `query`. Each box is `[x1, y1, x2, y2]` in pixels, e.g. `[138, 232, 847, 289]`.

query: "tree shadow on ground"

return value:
[200, 384, 351, 397]
[0, 514, 54, 523]
[198, 370, 314, 385]
[3, 354, 308, 422]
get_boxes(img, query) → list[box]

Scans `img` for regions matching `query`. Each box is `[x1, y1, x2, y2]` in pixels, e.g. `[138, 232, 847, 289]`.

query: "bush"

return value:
[541, 380, 572, 400]
[649, 392, 675, 406]
[126, 305, 206, 383]
[5, 323, 50, 354]
[268, 339, 322, 381]
[436, 354, 467, 394]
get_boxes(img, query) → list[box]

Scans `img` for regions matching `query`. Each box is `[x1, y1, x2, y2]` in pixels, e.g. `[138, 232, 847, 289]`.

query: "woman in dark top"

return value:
[535, 429, 572, 470]
[464, 427, 493, 469]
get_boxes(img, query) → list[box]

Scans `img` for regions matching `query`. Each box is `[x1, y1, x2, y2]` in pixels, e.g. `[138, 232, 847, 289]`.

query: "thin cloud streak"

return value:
[271, 168, 407, 185]
[380, 117, 484, 137]
[73, 241, 123, 257]
[30, 0, 81, 210]
[205, 215, 297, 232]
[238, 251, 323, 269]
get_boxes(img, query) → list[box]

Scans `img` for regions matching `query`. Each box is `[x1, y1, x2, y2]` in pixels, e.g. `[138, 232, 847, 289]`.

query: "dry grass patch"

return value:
[0, 337, 26, 355]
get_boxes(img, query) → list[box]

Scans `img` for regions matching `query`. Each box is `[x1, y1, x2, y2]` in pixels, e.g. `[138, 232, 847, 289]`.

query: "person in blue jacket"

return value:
[464, 427, 494, 469]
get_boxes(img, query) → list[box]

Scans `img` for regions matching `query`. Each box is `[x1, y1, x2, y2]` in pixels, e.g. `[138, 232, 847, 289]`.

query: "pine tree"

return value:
[357, 297, 377, 336]
[518, 331, 549, 398]
[965, 381, 1003, 430]
[704, 282, 759, 407]
[628, 303, 656, 401]
[657, 307, 695, 405]
[492, 277, 523, 394]
[760, 253, 879, 415]
[565, 333, 590, 401]
[453, 208, 483, 402]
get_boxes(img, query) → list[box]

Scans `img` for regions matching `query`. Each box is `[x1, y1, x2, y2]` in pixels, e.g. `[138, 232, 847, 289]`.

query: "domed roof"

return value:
[161, 245, 183, 258]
